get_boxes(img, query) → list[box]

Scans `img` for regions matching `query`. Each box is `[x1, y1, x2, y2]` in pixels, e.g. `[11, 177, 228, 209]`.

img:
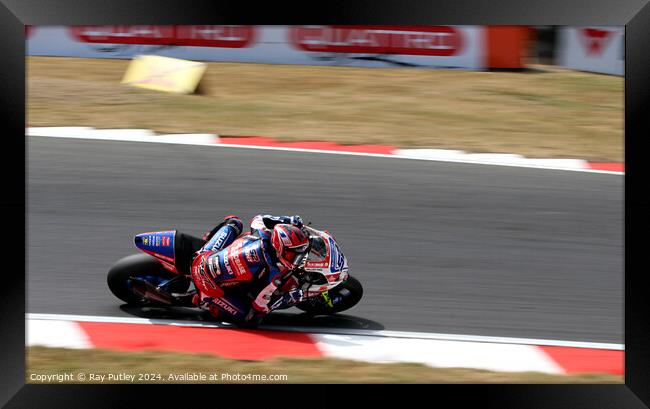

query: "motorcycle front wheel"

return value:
[295, 276, 363, 315]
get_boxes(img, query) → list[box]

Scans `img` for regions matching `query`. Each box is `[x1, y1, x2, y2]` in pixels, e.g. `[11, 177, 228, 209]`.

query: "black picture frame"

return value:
[3, 0, 648, 407]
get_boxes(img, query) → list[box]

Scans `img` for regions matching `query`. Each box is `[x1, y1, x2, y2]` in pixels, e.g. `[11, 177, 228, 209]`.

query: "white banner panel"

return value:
[557, 26, 624, 76]
[27, 26, 485, 69]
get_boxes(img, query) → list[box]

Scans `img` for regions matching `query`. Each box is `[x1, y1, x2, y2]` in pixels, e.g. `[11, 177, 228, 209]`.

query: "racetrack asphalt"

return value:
[27, 137, 623, 343]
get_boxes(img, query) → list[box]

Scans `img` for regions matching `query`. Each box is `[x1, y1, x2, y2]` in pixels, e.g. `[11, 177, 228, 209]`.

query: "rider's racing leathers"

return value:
[190, 214, 305, 323]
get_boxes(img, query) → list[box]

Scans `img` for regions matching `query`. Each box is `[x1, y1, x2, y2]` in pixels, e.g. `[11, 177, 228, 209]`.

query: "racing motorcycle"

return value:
[107, 225, 363, 322]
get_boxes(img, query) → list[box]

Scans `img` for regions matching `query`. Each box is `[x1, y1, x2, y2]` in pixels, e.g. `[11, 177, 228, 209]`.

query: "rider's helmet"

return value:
[271, 224, 310, 270]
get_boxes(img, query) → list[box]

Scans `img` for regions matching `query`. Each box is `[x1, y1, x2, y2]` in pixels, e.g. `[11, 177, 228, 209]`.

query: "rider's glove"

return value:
[282, 288, 304, 305]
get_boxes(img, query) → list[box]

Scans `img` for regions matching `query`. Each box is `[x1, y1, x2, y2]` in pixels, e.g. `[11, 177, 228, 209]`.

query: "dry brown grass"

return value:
[26, 347, 622, 384]
[27, 56, 623, 161]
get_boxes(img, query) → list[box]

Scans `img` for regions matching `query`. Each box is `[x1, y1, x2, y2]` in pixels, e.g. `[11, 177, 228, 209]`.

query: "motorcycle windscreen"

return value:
[134, 231, 177, 271]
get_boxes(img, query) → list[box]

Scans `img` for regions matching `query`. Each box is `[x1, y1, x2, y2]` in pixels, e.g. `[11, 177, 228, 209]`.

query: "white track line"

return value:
[27, 128, 218, 146]
[27, 130, 623, 176]
[204, 143, 623, 175]
[26, 313, 623, 350]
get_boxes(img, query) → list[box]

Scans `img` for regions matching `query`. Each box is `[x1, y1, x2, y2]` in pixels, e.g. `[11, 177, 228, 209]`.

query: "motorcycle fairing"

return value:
[134, 230, 177, 272]
[303, 229, 349, 291]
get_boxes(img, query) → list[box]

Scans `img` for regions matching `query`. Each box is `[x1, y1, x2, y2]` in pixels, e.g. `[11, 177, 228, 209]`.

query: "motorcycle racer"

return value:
[189, 214, 311, 326]
[110, 216, 363, 324]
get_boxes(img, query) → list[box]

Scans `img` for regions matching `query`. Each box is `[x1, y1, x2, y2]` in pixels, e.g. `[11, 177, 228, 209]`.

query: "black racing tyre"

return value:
[107, 253, 186, 305]
[296, 276, 364, 315]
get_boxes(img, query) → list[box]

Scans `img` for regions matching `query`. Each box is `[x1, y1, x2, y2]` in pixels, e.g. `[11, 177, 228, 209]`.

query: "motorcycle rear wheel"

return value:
[107, 253, 189, 305]
[296, 276, 363, 315]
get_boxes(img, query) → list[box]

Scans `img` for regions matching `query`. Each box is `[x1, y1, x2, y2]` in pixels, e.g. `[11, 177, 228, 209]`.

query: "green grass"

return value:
[28, 57, 623, 161]
[27, 347, 623, 384]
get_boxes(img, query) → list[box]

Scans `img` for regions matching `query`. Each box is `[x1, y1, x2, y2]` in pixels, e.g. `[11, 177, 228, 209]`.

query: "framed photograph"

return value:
[2, 0, 647, 407]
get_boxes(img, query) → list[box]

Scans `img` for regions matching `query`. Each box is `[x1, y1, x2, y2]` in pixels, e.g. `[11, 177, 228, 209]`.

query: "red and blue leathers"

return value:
[190, 214, 304, 322]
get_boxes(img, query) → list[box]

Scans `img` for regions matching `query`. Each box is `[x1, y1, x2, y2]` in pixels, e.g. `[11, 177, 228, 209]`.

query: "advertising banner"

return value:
[27, 25, 486, 69]
[557, 26, 624, 76]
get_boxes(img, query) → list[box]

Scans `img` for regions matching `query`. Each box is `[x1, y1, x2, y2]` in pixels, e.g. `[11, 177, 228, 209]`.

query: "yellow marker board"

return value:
[121, 55, 207, 94]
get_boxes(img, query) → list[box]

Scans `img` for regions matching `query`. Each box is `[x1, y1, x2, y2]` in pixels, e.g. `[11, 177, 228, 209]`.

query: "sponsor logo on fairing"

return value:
[135, 232, 176, 260]
[232, 254, 248, 276]
[208, 256, 221, 276]
[212, 298, 242, 316]
[222, 240, 248, 277]
[244, 247, 260, 263]
[213, 231, 229, 250]
[223, 256, 234, 276]
[306, 260, 329, 269]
